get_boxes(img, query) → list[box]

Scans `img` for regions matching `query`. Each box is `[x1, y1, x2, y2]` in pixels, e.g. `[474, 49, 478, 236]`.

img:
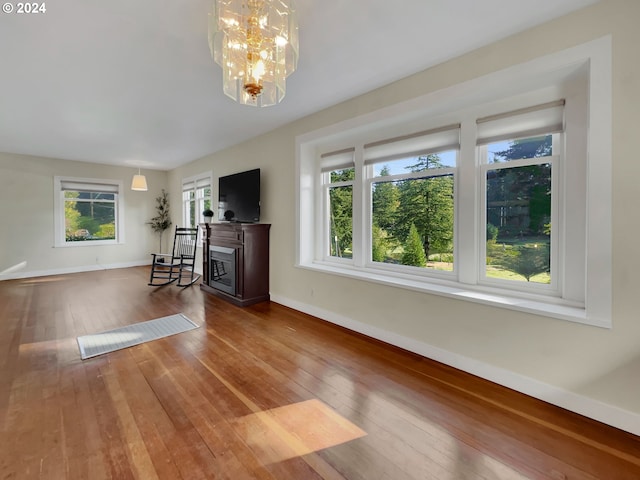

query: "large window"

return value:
[365, 125, 458, 274]
[182, 173, 212, 228]
[54, 177, 124, 246]
[317, 108, 561, 295]
[297, 39, 612, 326]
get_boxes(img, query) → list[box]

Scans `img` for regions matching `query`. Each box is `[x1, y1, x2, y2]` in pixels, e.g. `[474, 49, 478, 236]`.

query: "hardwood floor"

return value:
[1, 267, 639, 479]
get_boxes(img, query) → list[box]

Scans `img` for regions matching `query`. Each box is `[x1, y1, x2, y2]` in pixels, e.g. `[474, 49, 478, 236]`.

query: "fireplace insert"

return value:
[209, 246, 236, 296]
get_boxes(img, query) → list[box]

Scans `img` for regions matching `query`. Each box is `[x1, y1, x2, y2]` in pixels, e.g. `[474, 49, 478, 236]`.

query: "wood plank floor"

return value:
[1, 267, 639, 479]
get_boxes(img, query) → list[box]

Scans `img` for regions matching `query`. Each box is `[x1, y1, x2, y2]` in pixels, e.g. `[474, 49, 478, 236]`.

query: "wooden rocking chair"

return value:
[148, 226, 200, 287]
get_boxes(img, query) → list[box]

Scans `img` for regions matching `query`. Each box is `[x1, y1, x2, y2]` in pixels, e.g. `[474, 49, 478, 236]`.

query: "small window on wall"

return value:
[182, 172, 212, 228]
[54, 177, 125, 247]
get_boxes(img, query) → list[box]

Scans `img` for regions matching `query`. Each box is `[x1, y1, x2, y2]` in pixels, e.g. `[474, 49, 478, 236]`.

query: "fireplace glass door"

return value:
[209, 246, 236, 295]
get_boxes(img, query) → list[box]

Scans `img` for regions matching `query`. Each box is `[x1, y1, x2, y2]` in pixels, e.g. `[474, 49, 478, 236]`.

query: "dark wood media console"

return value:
[200, 222, 270, 306]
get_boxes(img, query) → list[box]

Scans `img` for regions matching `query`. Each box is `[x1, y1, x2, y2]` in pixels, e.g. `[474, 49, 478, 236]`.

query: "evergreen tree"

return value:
[372, 224, 388, 262]
[372, 166, 399, 232]
[328, 169, 355, 257]
[396, 155, 454, 259]
[492, 135, 552, 161]
[486, 164, 551, 236]
[402, 223, 427, 267]
[488, 136, 552, 236]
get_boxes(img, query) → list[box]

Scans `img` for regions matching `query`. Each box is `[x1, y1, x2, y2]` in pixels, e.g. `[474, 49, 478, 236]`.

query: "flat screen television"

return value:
[217, 168, 261, 223]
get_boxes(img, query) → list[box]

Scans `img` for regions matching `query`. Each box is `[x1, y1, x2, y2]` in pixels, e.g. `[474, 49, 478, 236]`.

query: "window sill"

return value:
[54, 240, 122, 248]
[297, 261, 608, 329]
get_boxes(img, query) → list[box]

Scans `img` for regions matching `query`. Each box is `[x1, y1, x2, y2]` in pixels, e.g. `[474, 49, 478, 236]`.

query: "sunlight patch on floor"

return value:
[18, 339, 61, 355]
[233, 399, 367, 465]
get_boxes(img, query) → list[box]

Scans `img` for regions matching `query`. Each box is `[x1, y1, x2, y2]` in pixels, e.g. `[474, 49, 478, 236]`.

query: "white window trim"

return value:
[296, 37, 612, 328]
[53, 176, 125, 247]
[182, 171, 213, 228]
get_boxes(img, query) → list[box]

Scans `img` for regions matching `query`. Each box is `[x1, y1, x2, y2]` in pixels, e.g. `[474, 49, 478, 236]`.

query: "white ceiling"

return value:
[0, 0, 598, 171]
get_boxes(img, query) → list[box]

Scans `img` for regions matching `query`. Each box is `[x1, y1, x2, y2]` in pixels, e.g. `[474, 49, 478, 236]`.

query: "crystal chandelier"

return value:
[209, 0, 299, 107]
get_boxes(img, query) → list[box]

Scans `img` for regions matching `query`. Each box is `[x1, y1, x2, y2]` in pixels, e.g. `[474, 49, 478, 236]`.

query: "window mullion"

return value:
[352, 145, 365, 267]
[322, 182, 330, 259]
[457, 119, 479, 285]
[319, 172, 329, 260]
[549, 150, 560, 294]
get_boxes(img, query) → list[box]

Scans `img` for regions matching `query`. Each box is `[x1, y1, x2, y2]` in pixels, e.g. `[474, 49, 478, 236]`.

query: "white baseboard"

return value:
[0, 260, 151, 281]
[271, 293, 640, 438]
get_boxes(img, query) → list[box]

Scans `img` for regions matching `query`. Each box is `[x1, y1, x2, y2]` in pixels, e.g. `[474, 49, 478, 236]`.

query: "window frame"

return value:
[296, 38, 612, 327]
[363, 151, 458, 279]
[323, 171, 355, 264]
[478, 135, 561, 295]
[53, 176, 125, 247]
[322, 122, 559, 293]
[320, 148, 356, 265]
[182, 172, 213, 229]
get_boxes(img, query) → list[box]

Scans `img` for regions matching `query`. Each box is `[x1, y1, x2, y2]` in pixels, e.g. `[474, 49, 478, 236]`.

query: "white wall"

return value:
[0, 152, 167, 278]
[170, 0, 640, 435]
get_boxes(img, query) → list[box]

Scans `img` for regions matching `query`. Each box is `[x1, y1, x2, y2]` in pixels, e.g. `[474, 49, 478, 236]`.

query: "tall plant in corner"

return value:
[148, 189, 171, 252]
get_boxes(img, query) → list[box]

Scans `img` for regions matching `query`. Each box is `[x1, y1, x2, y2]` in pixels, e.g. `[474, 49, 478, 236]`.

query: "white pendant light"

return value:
[131, 168, 148, 191]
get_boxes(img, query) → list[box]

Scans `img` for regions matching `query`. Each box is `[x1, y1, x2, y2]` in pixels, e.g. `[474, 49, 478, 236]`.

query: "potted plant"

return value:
[148, 189, 171, 252]
[203, 208, 214, 223]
